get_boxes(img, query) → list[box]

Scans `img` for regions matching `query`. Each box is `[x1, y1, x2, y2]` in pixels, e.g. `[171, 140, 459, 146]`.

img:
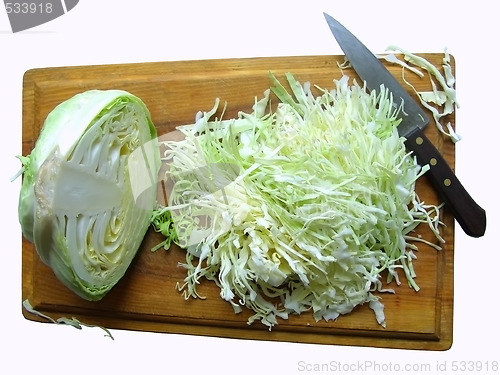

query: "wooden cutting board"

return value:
[21, 54, 455, 350]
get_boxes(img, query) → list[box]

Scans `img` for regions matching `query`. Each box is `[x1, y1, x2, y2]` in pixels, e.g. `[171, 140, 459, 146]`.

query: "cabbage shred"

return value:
[153, 72, 443, 329]
[383, 47, 460, 143]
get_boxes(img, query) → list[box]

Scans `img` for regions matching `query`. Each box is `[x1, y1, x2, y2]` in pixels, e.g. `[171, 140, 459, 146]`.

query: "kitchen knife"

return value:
[324, 13, 486, 238]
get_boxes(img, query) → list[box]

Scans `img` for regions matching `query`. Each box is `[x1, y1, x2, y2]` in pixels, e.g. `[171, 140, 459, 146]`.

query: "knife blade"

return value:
[323, 12, 486, 238]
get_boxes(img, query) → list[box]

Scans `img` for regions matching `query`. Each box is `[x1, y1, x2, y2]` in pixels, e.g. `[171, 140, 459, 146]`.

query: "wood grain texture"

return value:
[21, 54, 455, 350]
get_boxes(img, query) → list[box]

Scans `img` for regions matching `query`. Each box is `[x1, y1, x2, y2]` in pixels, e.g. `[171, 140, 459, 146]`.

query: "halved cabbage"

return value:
[18, 90, 160, 301]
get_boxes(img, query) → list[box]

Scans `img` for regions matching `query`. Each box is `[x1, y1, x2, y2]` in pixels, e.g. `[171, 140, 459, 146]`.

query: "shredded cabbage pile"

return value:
[152, 72, 443, 329]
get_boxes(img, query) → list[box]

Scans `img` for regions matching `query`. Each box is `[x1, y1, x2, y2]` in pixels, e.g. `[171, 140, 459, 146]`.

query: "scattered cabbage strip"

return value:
[23, 299, 114, 339]
[153, 73, 443, 329]
[383, 48, 460, 142]
[18, 90, 160, 301]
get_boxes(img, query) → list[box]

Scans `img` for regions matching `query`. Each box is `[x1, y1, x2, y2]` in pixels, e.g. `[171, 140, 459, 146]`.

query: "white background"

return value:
[1, 1, 498, 373]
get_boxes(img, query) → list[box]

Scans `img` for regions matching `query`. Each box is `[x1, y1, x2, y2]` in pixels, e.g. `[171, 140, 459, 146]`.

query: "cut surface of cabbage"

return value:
[18, 90, 160, 301]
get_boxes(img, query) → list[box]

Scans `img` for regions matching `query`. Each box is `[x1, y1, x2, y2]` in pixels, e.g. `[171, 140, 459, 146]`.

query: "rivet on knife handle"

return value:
[405, 127, 486, 237]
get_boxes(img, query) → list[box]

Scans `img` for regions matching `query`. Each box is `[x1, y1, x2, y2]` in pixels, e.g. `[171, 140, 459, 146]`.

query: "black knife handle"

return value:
[404, 127, 486, 237]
